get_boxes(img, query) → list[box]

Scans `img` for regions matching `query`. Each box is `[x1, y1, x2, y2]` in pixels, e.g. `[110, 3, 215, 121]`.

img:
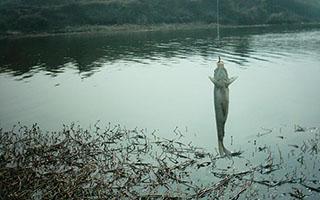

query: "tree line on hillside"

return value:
[1, 0, 320, 33]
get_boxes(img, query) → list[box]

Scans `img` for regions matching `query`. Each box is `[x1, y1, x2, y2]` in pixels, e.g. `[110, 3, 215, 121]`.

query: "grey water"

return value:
[0, 24, 320, 151]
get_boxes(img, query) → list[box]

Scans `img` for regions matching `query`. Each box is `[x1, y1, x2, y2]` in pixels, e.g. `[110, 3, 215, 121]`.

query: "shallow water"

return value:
[0, 24, 320, 151]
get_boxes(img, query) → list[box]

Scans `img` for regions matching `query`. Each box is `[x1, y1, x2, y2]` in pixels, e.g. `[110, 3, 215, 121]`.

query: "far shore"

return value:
[1, 22, 320, 40]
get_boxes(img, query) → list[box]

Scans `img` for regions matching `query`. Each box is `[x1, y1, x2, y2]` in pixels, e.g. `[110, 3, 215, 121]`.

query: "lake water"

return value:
[1, 24, 320, 151]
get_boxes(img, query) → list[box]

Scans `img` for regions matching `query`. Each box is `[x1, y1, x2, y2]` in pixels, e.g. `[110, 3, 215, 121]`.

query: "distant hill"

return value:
[1, 0, 320, 33]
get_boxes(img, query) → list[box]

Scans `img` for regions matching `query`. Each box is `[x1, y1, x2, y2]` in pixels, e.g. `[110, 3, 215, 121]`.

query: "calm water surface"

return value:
[1, 25, 320, 151]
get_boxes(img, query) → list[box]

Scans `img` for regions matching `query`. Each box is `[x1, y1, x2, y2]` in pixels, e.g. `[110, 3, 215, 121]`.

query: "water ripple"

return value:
[0, 26, 320, 79]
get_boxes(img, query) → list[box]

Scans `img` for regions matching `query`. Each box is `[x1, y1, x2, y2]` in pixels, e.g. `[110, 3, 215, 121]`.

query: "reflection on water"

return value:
[1, 24, 320, 199]
[0, 24, 320, 151]
[1, 24, 320, 78]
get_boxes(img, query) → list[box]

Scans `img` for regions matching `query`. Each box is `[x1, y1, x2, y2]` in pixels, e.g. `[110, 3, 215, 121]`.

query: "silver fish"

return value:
[209, 58, 237, 156]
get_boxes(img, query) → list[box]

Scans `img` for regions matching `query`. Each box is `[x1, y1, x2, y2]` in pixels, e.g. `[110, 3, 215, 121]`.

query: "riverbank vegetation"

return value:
[1, 123, 319, 199]
[1, 0, 320, 35]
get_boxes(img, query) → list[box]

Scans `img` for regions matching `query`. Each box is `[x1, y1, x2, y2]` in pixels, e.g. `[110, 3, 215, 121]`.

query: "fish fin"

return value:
[218, 141, 224, 156]
[209, 76, 216, 85]
[223, 147, 232, 158]
[227, 76, 238, 86]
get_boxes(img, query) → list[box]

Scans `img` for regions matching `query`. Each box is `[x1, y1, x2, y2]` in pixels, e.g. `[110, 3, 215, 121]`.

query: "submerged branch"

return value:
[0, 123, 319, 199]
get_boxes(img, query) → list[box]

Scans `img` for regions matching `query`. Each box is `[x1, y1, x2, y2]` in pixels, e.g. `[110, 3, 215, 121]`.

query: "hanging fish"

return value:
[209, 57, 237, 156]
